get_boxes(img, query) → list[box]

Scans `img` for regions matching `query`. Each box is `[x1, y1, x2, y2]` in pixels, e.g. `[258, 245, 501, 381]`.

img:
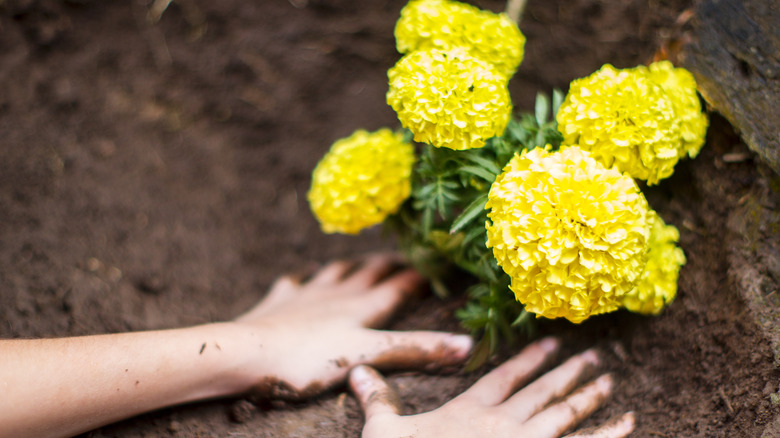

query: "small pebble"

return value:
[229, 399, 256, 423]
[136, 274, 166, 295]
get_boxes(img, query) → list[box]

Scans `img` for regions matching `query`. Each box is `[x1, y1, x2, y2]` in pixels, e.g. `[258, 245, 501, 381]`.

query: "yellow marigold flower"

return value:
[308, 129, 415, 235]
[622, 211, 685, 315]
[556, 64, 694, 185]
[645, 60, 708, 159]
[387, 48, 511, 150]
[394, 0, 526, 77]
[486, 146, 651, 323]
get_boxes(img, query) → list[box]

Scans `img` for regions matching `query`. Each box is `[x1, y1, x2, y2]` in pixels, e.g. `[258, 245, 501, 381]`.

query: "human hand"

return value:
[349, 337, 635, 438]
[232, 254, 473, 400]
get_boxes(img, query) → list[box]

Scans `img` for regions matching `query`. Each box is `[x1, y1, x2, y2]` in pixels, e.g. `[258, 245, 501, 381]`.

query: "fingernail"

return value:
[350, 365, 375, 391]
[537, 337, 560, 353]
[622, 411, 636, 427]
[450, 334, 474, 357]
[580, 349, 601, 366]
[595, 373, 614, 392]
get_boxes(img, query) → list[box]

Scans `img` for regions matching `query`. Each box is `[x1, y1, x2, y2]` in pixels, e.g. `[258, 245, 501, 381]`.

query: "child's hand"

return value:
[232, 254, 473, 399]
[350, 337, 635, 438]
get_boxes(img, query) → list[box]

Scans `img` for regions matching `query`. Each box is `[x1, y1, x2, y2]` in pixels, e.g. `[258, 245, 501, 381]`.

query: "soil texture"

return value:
[0, 0, 777, 436]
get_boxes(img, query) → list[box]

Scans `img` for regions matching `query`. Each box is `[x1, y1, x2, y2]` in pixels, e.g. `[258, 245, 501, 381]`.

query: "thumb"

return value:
[361, 330, 473, 371]
[349, 365, 402, 421]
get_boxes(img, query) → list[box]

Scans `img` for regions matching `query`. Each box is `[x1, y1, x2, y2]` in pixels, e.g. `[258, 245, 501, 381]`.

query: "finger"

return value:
[564, 412, 636, 438]
[306, 260, 355, 286]
[348, 365, 403, 421]
[353, 268, 427, 327]
[235, 275, 300, 320]
[523, 374, 614, 438]
[360, 330, 473, 371]
[454, 337, 560, 406]
[343, 253, 404, 288]
[502, 349, 601, 422]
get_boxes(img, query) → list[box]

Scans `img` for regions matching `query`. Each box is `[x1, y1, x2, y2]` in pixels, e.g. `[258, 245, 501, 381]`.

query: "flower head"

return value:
[645, 60, 708, 159]
[394, 0, 525, 78]
[556, 63, 705, 185]
[387, 48, 511, 150]
[486, 146, 651, 323]
[308, 129, 415, 234]
[622, 210, 685, 315]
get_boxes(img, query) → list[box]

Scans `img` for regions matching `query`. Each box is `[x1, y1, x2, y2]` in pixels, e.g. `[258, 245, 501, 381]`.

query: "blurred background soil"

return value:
[0, 0, 777, 436]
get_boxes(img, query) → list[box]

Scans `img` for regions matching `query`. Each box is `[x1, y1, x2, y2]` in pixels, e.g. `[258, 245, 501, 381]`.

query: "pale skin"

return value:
[350, 339, 636, 438]
[0, 254, 635, 438]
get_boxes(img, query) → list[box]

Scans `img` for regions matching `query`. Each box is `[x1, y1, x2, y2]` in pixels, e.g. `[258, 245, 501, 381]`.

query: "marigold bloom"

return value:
[308, 129, 415, 234]
[387, 48, 511, 150]
[394, 0, 526, 78]
[645, 60, 708, 159]
[557, 63, 706, 185]
[622, 211, 685, 315]
[486, 147, 651, 323]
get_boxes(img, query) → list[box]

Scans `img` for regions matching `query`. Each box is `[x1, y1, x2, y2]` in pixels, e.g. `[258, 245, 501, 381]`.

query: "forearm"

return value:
[0, 322, 257, 438]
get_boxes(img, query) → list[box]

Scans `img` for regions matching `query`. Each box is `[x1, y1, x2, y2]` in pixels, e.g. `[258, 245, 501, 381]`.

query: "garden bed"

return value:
[0, 0, 777, 436]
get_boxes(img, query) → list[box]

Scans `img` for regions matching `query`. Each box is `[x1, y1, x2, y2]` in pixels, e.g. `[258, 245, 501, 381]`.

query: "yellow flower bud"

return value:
[395, 0, 526, 78]
[387, 48, 511, 150]
[308, 129, 415, 234]
[622, 210, 685, 315]
[557, 62, 707, 185]
[645, 60, 708, 160]
[486, 146, 651, 323]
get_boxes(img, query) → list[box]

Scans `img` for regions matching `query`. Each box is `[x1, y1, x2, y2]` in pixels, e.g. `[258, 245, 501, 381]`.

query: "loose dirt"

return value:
[1, 0, 777, 436]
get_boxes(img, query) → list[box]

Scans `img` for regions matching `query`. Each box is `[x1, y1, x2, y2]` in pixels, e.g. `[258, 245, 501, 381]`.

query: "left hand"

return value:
[232, 254, 473, 400]
[0, 254, 472, 438]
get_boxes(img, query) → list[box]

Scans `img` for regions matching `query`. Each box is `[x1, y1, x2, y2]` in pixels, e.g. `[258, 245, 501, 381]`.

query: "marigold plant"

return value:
[486, 146, 652, 323]
[621, 210, 686, 315]
[308, 1, 700, 365]
[387, 47, 512, 151]
[556, 62, 707, 185]
[308, 129, 414, 235]
[394, 0, 526, 78]
[645, 60, 709, 160]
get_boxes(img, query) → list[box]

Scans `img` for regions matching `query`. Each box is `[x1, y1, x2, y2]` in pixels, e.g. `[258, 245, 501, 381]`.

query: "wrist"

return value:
[194, 321, 270, 398]
[159, 322, 266, 402]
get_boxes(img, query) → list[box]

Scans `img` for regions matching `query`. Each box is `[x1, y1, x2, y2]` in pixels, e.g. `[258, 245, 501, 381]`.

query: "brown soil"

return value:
[1, 0, 777, 437]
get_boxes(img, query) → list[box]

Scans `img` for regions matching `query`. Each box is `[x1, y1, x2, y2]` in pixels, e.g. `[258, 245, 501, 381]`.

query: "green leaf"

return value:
[434, 182, 453, 217]
[461, 223, 487, 247]
[488, 318, 499, 353]
[464, 334, 491, 371]
[467, 283, 490, 298]
[439, 180, 460, 189]
[498, 314, 515, 345]
[460, 165, 497, 182]
[421, 206, 433, 238]
[511, 309, 534, 326]
[552, 88, 565, 117]
[429, 230, 465, 253]
[462, 153, 502, 176]
[430, 276, 450, 299]
[507, 120, 527, 143]
[476, 252, 500, 283]
[535, 129, 546, 149]
[535, 92, 550, 126]
[450, 193, 488, 234]
[414, 183, 436, 199]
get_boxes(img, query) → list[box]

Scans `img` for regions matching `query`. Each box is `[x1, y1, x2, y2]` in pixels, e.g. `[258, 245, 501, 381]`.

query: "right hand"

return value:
[349, 337, 635, 438]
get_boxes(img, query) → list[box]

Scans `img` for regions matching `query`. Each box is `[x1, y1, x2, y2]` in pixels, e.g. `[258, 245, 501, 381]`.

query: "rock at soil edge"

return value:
[680, 0, 780, 174]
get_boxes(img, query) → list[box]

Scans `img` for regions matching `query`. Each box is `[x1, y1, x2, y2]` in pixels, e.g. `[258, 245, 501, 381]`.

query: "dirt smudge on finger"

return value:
[249, 377, 326, 402]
